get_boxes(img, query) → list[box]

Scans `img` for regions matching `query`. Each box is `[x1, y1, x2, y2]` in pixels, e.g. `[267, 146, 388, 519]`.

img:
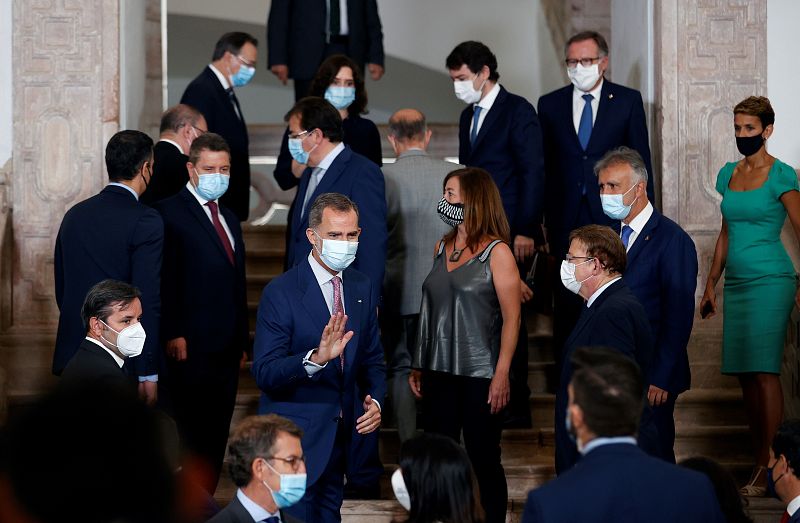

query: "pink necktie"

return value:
[331, 276, 344, 370]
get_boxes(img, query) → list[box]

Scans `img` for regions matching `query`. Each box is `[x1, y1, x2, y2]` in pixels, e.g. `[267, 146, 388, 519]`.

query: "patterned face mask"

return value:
[437, 197, 464, 228]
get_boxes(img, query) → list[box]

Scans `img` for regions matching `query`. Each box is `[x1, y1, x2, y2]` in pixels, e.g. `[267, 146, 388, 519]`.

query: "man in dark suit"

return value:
[596, 147, 697, 463]
[554, 225, 656, 473]
[768, 420, 800, 522]
[141, 104, 207, 205]
[253, 193, 386, 523]
[523, 347, 725, 523]
[209, 415, 306, 523]
[53, 130, 162, 405]
[154, 133, 249, 495]
[181, 32, 258, 222]
[267, 0, 385, 100]
[60, 279, 143, 389]
[446, 41, 544, 427]
[284, 97, 386, 306]
[538, 31, 655, 371]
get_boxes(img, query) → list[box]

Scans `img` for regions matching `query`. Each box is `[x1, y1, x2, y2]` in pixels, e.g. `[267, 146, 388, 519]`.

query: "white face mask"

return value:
[453, 75, 485, 104]
[99, 319, 146, 358]
[567, 63, 601, 92]
[391, 468, 411, 511]
[560, 258, 595, 295]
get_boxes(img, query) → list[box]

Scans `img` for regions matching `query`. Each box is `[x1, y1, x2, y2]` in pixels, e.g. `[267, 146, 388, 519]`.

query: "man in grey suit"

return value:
[382, 109, 458, 441]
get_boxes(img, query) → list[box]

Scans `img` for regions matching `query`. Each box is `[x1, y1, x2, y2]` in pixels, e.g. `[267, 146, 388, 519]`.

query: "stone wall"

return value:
[540, 0, 611, 70]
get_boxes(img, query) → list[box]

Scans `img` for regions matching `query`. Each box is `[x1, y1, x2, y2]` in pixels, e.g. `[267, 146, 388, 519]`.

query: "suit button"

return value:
[582, 155, 588, 160]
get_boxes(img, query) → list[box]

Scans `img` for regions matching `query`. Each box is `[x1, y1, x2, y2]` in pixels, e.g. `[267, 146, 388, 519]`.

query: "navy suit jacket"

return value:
[458, 85, 544, 239]
[267, 0, 384, 80]
[154, 188, 248, 355]
[555, 279, 656, 473]
[523, 443, 725, 523]
[286, 146, 386, 305]
[538, 81, 653, 256]
[623, 209, 698, 394]
[180, 67, 251, 221]
[252, 258, 386, 487]
[206, 494, 304, 523]
[60, 338, 132, 390]
[53, 185, 163, 377]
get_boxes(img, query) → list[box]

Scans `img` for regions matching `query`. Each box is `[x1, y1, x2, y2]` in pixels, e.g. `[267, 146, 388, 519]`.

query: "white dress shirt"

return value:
[236, 489, 281, 522]
[572, 78, 604, 135]
[622, 201, 653, 252]
[470, 82, 502, 137]
[788, 494, 800, 516]
[208, 63, 231, 90]
[85, 336, 125, 368]
[326, 0, 348, 35]
[159, 138, 184, 155]
[108, 182, 139, 201]
[587, 276, 622, 308]
[185, 181, 235, 251]
[580, 436, 637, 456]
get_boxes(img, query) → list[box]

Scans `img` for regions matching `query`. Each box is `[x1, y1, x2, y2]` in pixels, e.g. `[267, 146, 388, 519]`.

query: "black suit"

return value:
[180, 67, 251, 221]
[60, 338, 131, 389]
[53, 185, 163, 378]
[140, 141, 189, 205]
[554, 279, 657, 473]
[206, 494, 304, 523]
[154, 187, 249, 495]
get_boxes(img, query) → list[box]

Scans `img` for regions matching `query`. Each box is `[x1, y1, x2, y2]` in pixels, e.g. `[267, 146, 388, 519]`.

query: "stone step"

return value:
[675, 387, 746, 426]
[241, 223, 287, 249]
[243, 248, 284, 284]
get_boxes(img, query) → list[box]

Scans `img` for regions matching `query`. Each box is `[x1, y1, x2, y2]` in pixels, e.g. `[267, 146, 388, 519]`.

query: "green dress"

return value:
[716, 159, 799, 374]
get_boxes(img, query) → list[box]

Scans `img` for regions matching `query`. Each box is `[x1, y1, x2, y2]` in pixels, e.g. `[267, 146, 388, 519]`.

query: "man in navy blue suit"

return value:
[181, 32, 258, 222]
[538, 31, 655, 371]
[53, 130, 162, 405]
[596, 147, 697, 463]
[523, 346, 724, 523]
[154, 133, 249, 495]
[284, 97, 386, 307]
[446, 40, 544, 427]
[253, 192, 386, 523]
[768, 420, 800, 522]
[554, 225, 657, 473]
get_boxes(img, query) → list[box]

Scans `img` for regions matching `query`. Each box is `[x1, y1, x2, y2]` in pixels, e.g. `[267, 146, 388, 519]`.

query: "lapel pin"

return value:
[608, 93, 614, 99]
[357, 299, 362, 303]
[645, 235, 650, 241]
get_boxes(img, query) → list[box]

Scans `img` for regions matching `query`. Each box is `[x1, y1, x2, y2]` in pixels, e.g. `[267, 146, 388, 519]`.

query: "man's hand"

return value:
[356, 394, 382, 434]
[648, 385, 669, 407]
[138, 381, 157, 406]
[513, 235, 535, 262]
[367, 63, 384, 81]
[520, 278, 533, 303]
[271, 64, 289, 85]
[291, 159, 307, 179]
[311, 313, 353, 364]
[408, 370, 422, 399]
[487, 369, 510, 414]
[166, 337, 187, 361]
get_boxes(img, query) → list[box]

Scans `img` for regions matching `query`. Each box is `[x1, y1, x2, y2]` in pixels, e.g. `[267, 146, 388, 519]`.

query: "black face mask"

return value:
[437, 197, 464, 228]
[736, 134, 764, 157]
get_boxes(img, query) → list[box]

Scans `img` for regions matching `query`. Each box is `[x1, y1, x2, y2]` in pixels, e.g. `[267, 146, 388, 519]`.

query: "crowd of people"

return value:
[0, 4, 797, 522]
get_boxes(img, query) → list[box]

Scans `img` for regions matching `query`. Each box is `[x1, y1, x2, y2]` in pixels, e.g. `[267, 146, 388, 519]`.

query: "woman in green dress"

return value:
[700, 96, 800, 496]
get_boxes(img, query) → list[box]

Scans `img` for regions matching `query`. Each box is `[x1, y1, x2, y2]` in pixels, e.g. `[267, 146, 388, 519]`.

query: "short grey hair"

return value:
[594, 146, 649, 185]
[308, 192, 360, 230]
[565, 30, 609, 58]
[388, 110, 427, 142]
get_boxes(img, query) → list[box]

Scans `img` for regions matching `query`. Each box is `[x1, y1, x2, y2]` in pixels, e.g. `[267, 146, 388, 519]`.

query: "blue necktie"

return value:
[470, 106, 482, 145]
[621, 225, 633, 249]
[577, 94, 593, 150]
[261, 517, 280, 523]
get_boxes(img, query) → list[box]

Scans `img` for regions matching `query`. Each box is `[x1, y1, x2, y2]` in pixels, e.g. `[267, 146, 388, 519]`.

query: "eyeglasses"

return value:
[267, 455, 306, 472]
[565, 255, 595, 263]
[191, 125, 207, 135]
[288, 129, 312, 140]
[235, 54, 256, 68]
[565, 57, 601, 68]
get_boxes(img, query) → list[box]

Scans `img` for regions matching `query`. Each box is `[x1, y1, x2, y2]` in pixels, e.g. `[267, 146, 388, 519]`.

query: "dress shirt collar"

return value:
[572, 77, 604, 99]
[236, 489, 280, 522]
[208, 63, 231, 90]
[314, 142, 345, 171]
[580, 436, 637, 456]
[586, 276, 621, 307]
[476, 82, 501, 111]
[107, 182, 139, 201]
[308, 251, 343, 286]
[788, 495, 800, 516]
[185, 180, 216, 206]
[625, 201, 653, 232]
[159, 138, 184, 155]
[397, 148, 427, 159]
[84, 336, 125, 368]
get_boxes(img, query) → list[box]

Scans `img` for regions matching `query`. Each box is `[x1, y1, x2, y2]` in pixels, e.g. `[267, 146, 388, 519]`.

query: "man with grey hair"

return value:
[382, 108, 456, 441]
[596, 146, 697, 463]
[253, 192, 386, 522]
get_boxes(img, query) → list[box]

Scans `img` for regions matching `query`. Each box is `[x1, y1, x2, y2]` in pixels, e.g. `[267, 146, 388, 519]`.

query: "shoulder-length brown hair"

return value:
[308, 54, 368, 115]
[443, 167, 510, 252]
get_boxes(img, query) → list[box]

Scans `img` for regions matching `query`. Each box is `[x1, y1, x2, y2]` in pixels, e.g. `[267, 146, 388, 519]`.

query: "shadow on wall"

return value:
[167, 14, 465, 124]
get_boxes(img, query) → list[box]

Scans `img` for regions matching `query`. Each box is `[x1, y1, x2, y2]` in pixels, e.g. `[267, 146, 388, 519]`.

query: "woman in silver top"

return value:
[409, 167, 521, 523]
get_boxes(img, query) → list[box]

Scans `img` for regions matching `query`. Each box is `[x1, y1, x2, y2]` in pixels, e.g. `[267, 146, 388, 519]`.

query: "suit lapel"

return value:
[565, 304, 595, 347]
[560, 86, 584, 151]
[626, 210, 659, 267]
[293, 167, 313, 234]
[180, 188, 232, 263]
[312, 147, 349, 198]
[471, 87, 506, 151]
[342, 272, 363, 377]
[299, 260, 334, 338]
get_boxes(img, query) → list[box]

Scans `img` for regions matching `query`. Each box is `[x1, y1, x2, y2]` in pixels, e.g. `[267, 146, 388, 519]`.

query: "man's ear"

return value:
[306, 228, 317, 246]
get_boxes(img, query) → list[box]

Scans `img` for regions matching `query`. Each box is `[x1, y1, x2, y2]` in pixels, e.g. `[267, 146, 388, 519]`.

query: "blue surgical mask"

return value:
[288, 137, 309, 164]
[324, 86, 356, 110]
[231, 64, 255, 87]
[194, 169, 230, 201]
[314, 230, 358, 271]
[600, 183, 638, 220]
[263, 461, 306, 508]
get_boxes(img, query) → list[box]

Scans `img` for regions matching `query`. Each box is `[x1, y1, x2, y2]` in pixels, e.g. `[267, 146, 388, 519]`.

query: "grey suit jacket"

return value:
[383, 150, 459, 315]
[206, 493, 304, 523]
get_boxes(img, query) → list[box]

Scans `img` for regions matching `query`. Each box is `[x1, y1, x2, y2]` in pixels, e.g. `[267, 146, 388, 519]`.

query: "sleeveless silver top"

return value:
[413, 239, 503, 379]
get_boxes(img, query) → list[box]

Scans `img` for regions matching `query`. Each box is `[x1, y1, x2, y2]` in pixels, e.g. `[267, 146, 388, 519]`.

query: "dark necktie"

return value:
[781, 511, 790, 523]
[329, 0, 340, 35]
[577, 93, 594, 150]
[206, 201, 235, 265]
[331, 275, 344, 370]
[620, 224, 633, 249]
[261, 517, 280, 523]
[225, 87, 242, 120]
[470, 106, 483, 145]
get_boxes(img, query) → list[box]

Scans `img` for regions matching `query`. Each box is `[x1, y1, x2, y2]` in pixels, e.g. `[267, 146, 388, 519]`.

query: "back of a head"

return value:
[105, 130, 154, 182]
[680, 457, 753, 523]
[570, 346, 644, 438]
[388, 109, 427, 144]
[159, 104, 203, 135]
[399, 434, 484, 523]
[284, 97, 344, 143]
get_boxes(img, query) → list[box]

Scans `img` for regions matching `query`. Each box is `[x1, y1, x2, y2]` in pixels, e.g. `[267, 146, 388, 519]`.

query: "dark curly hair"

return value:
[308, 54, 368, 115]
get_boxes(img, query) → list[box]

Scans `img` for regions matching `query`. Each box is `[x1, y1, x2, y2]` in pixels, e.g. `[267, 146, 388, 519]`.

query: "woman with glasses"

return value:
[274, 54, 382, 192]
[700, 96, 800, 496]
[409, 167, 520, 523]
